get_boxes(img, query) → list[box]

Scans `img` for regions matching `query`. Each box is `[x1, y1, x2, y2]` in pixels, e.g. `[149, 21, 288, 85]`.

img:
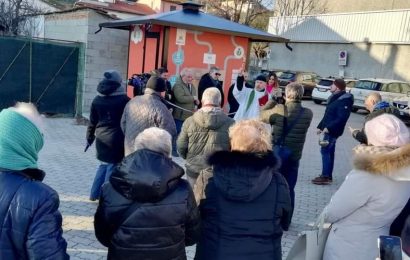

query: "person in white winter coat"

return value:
[323, 114, 410, 260]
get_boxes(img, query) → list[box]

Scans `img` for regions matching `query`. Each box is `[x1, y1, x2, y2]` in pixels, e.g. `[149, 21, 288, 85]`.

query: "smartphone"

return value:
[379, 235, 403, 260]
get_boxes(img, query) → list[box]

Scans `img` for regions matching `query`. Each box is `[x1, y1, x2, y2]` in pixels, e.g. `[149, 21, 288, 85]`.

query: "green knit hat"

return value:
[0, 108, 44, 170]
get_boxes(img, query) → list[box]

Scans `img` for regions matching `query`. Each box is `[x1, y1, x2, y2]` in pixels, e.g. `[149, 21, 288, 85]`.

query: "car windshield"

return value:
[279, 72, 295, 80]
[355, 80, 382, 90]
[318, 79, 333, 87]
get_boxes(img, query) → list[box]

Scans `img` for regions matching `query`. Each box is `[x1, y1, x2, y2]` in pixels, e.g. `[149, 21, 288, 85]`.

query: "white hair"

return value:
[134, 127, 172, 157]
[201, 87, 221, 106]
[10, 102, 44, 134]
[180, 68, 193, 77]
[285, 83, 304, 101]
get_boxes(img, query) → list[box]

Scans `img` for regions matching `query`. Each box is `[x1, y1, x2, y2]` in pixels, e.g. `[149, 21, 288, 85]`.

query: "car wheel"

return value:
[351, 107, 359, 113]
[313, 100, 322, 104]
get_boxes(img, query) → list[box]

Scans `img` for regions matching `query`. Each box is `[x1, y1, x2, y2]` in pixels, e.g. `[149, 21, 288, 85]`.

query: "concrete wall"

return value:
[44, 10, 129, 116]
[83, 11, 128, 116]
[268, 42, 410, 82]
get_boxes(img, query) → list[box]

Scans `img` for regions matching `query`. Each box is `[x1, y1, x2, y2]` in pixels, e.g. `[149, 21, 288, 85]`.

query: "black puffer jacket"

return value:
[195, 151, 292, 260]
[94, 149, 200, 260]
[86, 79, 130, 163]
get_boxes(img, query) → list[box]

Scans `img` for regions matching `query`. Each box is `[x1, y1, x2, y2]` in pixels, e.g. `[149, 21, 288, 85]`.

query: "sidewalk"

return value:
[38, 101, 365, 259]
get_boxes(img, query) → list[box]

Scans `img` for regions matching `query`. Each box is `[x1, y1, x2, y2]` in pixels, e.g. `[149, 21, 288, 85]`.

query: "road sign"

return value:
[339, 50, 347, 66]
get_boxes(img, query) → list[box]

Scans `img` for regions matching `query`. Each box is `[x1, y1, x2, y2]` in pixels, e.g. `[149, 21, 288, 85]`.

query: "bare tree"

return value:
[272, 0, 327, 34]
[202, 0, 274, 29]
[0, 0, 44, 36]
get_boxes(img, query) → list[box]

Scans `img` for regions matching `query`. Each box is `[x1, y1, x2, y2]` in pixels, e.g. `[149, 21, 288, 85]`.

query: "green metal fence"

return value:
[0, 36, 82, 115]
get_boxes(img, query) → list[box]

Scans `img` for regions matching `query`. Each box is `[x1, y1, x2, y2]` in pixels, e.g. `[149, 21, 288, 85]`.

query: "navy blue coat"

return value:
[317, 91, 354, 138]
[195, 151, 292, 260]
[0, 169, 69, 259]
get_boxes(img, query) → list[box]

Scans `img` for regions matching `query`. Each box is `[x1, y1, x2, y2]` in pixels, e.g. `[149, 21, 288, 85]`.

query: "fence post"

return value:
[75, 42, 85, 118]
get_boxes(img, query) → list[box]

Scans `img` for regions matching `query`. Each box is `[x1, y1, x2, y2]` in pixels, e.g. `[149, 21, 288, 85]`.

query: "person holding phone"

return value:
[323, 114, 410, 260]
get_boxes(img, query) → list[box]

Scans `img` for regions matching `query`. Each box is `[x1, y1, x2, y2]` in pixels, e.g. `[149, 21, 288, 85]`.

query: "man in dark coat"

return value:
[198, 66, 224, 108]
[350, 92, 400, 144]
[195, 119, 291, 260]
[260, 83, 313, 214]
[0, 103, 68, 259]
[312, 79, 354, 185]
[94, 127, 200, 260]
[121, 75, 177, 156]
[86, 70, 130, 201]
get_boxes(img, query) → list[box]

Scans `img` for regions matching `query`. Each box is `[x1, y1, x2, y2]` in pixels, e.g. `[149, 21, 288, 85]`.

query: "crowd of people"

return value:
[1, 65, 410, 260]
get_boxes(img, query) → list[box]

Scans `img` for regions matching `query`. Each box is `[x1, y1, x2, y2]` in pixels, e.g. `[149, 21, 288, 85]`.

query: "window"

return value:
[279, 72, 295, 80]
[170, 5, 177, 11]
[355, 81, 381, 90]
[383, 83, 401, 93]
[318, 79, 333, 86]
[400, 83, 410, 94]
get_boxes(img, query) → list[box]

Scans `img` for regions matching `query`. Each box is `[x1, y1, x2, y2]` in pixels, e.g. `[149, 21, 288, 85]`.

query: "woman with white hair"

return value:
[195, 119, 292, 260]
[0, 103, 68, 259]
[323, 114, 410, 260]
[94, 127, 200, 259]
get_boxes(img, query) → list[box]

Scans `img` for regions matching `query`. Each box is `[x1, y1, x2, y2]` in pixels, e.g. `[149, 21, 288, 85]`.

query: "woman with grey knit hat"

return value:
[0, 102, 69, 259]
[86, 70, 130, 201]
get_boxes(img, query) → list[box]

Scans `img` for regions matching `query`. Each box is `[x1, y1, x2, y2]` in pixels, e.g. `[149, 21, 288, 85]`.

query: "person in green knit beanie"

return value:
[0, 102, 69, 259]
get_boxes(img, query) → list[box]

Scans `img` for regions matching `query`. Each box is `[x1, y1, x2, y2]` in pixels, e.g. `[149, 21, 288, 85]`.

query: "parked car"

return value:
[312, 77, 357, 104]
[350, 78, 410, 112]
[392, 99, 410, 125]
[278, 71, 320, 98]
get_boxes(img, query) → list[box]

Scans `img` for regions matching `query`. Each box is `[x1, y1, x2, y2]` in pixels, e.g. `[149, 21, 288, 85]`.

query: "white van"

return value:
[350, 79, 410, 112]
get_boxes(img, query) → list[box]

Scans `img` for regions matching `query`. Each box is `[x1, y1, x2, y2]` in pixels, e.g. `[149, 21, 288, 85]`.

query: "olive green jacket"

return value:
[172, 76, 197, 121]
[177, 108, 234, 178]
[261, 100, 313, 161]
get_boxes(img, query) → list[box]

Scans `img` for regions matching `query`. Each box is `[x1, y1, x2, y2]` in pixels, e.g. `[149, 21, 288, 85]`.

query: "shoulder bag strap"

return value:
[281, 107, 305, 141]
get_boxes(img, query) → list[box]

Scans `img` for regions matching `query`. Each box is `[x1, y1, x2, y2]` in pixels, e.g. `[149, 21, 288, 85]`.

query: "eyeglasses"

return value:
[215, 73, 221, 76]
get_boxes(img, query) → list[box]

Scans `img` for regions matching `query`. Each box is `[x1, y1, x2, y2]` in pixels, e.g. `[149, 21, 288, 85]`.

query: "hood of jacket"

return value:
[110, 149, 185, 202]
[97, 79, 124, 96]
[208, 150, 279, 202]
[353, 143, 410, 180]
[192, 108, 230, 130]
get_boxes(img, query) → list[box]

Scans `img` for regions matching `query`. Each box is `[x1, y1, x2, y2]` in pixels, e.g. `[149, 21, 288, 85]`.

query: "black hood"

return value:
[110, 149, 185, 202]
[208, 150, 279, 202]
[97, 79, 121, 95]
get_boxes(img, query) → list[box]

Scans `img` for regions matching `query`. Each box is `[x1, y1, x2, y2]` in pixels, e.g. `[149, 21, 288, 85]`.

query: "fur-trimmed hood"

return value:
[208, 150, 279, 202]
[353, 143, 410, 180]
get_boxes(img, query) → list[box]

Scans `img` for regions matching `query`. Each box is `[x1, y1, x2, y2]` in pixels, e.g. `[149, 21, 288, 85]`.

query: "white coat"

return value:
[233, 81, 265, 121]
[323, 144, 410, 260]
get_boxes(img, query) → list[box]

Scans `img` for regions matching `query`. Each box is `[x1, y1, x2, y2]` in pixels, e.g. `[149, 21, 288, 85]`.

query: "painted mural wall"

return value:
[166, 27, 248, 105]
[127, 26, 249, 105]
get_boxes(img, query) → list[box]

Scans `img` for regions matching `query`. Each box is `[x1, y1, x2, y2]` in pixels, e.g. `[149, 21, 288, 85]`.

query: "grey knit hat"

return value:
[103, 70, 122, 84]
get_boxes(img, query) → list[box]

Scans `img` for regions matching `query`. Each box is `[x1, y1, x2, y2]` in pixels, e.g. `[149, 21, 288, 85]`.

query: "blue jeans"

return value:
[90, 163, 116, 200]
[174, 119, 184, 135]
[320, 134, 338, 179]
[279, 158, 300, 210]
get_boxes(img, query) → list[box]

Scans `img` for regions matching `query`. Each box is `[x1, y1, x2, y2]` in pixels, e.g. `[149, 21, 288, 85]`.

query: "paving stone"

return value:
[38, 101, 366, 259]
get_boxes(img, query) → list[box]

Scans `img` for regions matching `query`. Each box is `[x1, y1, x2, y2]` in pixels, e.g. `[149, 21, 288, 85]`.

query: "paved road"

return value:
[38, 100, 367, 259]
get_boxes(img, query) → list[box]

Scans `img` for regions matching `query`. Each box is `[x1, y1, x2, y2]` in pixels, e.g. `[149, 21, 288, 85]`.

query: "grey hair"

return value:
[134, 127, 172, 157]
[210, 66, 219, 74]
[180, 67, 193, 77]
[201, 87, 221, 106]
[285, 82, 304, 101]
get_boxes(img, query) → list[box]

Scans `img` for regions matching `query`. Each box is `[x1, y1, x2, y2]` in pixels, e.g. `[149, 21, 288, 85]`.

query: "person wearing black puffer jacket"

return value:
[94, 127, 200, 260]
[86, 70, 130, 201]
[194, 119, 291, 260]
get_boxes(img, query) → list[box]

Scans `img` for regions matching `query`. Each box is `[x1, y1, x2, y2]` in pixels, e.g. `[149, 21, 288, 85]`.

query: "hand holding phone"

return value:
[379, 235, 403, 260]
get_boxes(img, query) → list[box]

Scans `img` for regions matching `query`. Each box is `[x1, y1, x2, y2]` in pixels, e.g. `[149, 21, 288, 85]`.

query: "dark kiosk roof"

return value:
[99, 5, 287, 43]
